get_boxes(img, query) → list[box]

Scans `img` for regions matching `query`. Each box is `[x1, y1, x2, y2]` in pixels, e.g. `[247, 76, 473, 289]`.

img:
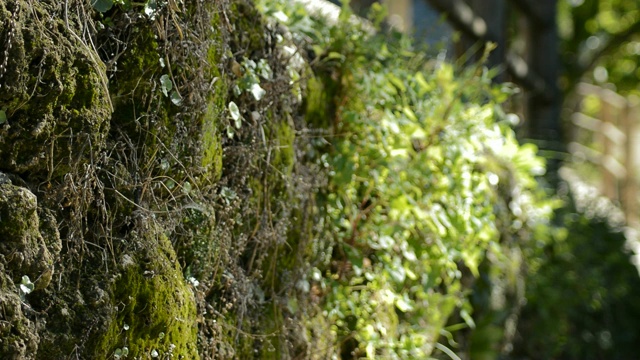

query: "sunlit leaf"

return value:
[160, 74, 172, 97]
[250, 83, 266, 101]
[170, 91, 182, 106]
[228, 101, 242, 129]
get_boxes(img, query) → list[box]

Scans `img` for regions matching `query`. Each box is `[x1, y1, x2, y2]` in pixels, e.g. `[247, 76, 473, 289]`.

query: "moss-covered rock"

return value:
[0, 0, 111, 178]
[0, 183, 59, 290]
[0, 267, 38, 360]
[0, 180, 60, 359]
[92, 221, 199, 359]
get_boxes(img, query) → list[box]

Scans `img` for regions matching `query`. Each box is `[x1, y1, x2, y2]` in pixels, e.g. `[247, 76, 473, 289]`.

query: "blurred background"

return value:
[327, 0, 640, 358]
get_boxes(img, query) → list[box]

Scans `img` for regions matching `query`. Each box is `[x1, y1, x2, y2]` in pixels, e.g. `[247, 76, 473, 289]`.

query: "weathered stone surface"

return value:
[0, 183, 58, 290]
[0, 267, 38, 360]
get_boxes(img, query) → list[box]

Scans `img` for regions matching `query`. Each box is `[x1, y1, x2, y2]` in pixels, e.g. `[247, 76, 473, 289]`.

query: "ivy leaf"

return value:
[20, 275, 34, 295]
[220, 187, 237, 204]
[164, 179, 175, 190]
[160, 74, 172, 97]
[160, 158, 170, 171]
[257, 59, 273, 79]
[170, 90, 182, 106]
[250, 83, 266, 101]
[228, 101, 242, 129]
[144, 0, 159, 19]
[395, 295, 414, 312]
[343, 244, 363, 269]
[388, 73, 406, 93]
[0, 110, 6, 125]
[91, 0, 114, 13]
[326, 52, 345, 62]
[272, 11, 289, 23]
[182, 181, 192, 195]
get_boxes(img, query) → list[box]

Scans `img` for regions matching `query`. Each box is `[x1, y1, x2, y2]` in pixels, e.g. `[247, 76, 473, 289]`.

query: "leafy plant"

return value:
[260, 1, 554, 358]
[159, 74, 182, 106]
[232, 58, 270, 101]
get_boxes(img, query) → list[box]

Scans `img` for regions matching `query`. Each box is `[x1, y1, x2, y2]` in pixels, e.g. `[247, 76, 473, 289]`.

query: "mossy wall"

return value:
[0, 0, 322, 358]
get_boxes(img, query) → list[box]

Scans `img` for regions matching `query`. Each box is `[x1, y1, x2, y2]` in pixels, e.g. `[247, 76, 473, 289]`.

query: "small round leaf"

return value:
[160, 74, 172, 97]
[250, 83, 266, 101]
[170, 90, 182, 106]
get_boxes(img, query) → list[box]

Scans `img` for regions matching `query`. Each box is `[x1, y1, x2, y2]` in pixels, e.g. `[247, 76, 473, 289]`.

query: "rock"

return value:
[0, 183, 59, 290]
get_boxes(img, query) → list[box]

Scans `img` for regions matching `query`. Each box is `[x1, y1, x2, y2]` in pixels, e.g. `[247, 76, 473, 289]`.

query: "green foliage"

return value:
[260, 1, 553, 358]
[231, 57, 271, 101]
[559, 0, 640, 92]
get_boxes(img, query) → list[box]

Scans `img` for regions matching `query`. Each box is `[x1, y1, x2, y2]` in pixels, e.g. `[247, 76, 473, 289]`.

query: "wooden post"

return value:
[599, 95, 616, 200]
[384, 0, 412, 32]
[623, 98, 639, 226]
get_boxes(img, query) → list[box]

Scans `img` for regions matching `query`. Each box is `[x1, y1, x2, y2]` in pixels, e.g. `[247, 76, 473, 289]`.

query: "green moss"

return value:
[94, 228, 199, 359]
[0, 184, 56, 289]
[0, 183, 60, 357]
[174, 205, 217, 282]
[109, 26, 163, 132]
[271, 118, 296, 177]
[304, 75, 339, 129]
[201, 102, 224, 182]
[240, 112, 297, 251]
[200, 34, 227, 183]
[0, 0, 111, 179]
[229, 1, 268, 55]
[108, 9, 230, 189]
[255, 113, 296, 196]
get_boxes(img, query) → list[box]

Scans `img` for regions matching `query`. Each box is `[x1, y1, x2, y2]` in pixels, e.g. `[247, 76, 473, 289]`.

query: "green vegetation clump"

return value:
[259, 1, 554, 358]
